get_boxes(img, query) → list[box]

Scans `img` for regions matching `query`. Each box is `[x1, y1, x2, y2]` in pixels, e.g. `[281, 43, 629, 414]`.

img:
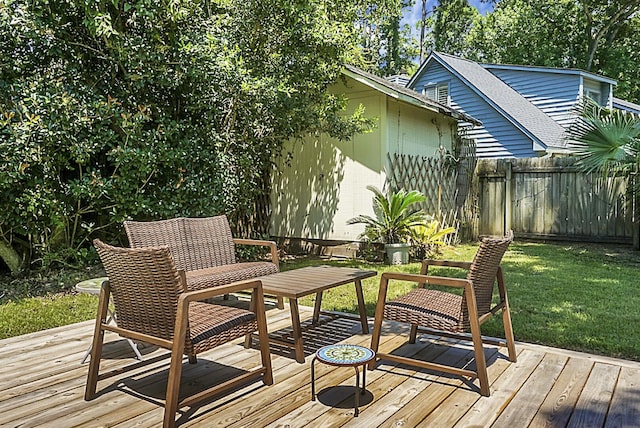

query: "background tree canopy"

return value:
[0, 0, 372, 272]
[1, 0, 639, 274]
[417, 0, 640, 103]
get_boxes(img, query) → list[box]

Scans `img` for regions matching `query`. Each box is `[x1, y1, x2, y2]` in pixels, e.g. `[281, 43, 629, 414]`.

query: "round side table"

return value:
[311, 344, 375, 417]
[76, 277, 143, 363]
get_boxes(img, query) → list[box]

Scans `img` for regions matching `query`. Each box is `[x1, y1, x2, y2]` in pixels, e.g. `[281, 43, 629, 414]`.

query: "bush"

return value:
[0, 1, 372, 273]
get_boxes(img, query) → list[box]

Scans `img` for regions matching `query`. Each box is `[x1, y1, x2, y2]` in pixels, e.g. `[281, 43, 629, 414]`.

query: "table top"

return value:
[315, 344, 375, 366]
[75, 277, 108, 295]
[257, 265, 377, 299]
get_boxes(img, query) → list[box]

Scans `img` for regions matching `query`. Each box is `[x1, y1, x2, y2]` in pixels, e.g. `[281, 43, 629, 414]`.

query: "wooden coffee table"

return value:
[257, 266, 377, 363]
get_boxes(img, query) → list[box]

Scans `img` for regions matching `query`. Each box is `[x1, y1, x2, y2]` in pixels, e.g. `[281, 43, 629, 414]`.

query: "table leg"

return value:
[311, 356, 317, 400]
[312, 291, 323, 324]
[354, 366, 360, 417]
[354, 279, 369, 334]
[289, 298, 305, 363]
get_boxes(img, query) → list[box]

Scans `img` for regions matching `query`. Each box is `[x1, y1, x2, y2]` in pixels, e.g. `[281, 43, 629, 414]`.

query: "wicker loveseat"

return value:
[124, 215, 284, 308]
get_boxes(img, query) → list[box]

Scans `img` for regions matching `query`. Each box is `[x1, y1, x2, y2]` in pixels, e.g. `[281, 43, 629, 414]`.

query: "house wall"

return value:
[270, 76, 455, 242]
[385, 98, 455, 157]
[412, 60, 538, 158]
[487, 68, 579, 130]
[270, 79, 386, 242]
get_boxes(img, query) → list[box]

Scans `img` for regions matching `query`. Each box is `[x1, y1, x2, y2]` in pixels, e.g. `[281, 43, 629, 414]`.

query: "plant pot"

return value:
[384, 243, 410, 265]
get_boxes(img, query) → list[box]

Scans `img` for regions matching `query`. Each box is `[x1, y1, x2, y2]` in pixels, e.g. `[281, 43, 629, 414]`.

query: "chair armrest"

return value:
[179, 279, 264, 304]
[233, 238, 279, 268]
[381, 271, 471, 289]
[421, 259, 472, 274]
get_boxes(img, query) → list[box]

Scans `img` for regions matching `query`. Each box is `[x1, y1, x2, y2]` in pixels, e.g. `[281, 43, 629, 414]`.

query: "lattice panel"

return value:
[387, 147, 476, 243]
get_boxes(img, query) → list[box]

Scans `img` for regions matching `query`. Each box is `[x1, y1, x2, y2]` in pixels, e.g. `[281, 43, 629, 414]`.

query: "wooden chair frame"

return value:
[369, 260, 516, 397]
[84, 277, 273, 428]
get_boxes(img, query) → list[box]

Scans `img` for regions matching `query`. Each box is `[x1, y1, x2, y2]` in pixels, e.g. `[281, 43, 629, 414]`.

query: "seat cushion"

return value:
[185, 262, 278, 291]
[186, 302, 257, 354]
[384, 288, 464, 332]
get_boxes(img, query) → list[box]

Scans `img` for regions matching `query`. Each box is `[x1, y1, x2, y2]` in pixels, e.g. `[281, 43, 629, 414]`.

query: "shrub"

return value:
[0, 1, 372, 273]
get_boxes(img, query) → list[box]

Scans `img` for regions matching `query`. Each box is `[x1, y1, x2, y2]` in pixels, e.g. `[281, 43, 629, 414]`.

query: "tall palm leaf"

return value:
[347, 186, 428, 244]
[570, 100, 640, 175]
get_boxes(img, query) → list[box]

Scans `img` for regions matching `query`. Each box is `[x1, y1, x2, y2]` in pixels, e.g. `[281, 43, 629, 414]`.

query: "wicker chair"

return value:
[85, 239, 273, 428]
[124, 215, 284, 309]
[369, 231, 515, 397]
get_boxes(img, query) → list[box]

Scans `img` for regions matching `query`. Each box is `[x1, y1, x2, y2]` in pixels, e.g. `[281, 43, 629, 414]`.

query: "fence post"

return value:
[505, 160, 512, 235]
[633, 173, 639, 250]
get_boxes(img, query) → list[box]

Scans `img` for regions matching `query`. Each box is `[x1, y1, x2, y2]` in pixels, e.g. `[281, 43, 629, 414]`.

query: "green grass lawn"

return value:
[2, 241, 639, 361]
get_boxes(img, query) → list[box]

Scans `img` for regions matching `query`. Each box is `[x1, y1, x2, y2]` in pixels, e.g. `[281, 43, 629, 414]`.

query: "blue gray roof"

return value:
[412, 52, 567, 150]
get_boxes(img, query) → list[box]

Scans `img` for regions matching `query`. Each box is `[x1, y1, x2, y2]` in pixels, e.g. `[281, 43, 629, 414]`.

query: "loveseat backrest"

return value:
[182, 216, 236, 269]
[124, 215, 236, 272]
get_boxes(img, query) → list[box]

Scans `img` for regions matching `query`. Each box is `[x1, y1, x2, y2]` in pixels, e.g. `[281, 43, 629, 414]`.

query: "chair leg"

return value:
[85, 286, 110, 401]
[368, 314, 383, 371]
[409, 325, 419, 344]
[469, 319, 490, 396]
[254, 289, 273, 386]
[188, 355, 197, 364]
[84, 327, 105, 400]
[502, 306, 517, 363]
[164, 347, 184, 428]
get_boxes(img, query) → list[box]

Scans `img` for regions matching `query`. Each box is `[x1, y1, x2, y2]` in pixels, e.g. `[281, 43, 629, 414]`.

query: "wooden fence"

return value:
[476, 157, 636, 244]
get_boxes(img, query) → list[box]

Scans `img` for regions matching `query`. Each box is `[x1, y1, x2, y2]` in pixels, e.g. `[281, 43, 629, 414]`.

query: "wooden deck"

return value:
[2, 299, 640, 427]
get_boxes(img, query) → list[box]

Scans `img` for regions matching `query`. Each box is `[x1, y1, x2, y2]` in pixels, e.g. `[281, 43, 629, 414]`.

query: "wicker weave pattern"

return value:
[460, 230, 513, 330]
[186, 262, 278, 291]
[124, 215, 237, 271]
[186, 302, 257, 355]
[93, 239, 259, 356]
[182, 216, 236, 269]
[385, 289, 464, 332]
[124, 216, 279, 293]
[94, 241, 181, 341]
[123, 218, 193, 271]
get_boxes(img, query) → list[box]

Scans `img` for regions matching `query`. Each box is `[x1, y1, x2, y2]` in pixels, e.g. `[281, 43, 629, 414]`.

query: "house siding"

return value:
[487, 68, 579, 130]
[412, 60, 538, 158]
[386, 98, 455, 157]
[270, 74, 458, 241]
[270, 81, 385, 242]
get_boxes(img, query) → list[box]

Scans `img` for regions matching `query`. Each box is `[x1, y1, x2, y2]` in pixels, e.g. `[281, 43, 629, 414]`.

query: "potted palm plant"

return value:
[347, 186, 427, 264]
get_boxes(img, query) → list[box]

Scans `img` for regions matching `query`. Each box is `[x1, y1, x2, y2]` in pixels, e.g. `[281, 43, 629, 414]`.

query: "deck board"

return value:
[2, 302, 640, 428]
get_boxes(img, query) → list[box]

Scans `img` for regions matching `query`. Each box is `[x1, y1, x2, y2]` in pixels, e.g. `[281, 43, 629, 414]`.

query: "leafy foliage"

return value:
[569, 100, 640, 176]
[410, 220, 456, 259]
[421, 0, 640, 103]
[0, 0, 371, 272]
[347, 185, 428, 244]
[356, 0, 418, 76]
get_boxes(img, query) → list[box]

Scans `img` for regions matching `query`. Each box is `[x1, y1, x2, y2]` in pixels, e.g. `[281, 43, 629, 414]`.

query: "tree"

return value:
[432, 0, 482, 58]
[356, 0, 417, 76]
[579, 0, 640, 70]
[466, 0, 584, 66]
[0, 0, 373, 273]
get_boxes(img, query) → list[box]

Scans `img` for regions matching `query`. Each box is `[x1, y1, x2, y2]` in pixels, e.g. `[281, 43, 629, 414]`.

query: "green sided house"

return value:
[270, 65, 478, 249]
